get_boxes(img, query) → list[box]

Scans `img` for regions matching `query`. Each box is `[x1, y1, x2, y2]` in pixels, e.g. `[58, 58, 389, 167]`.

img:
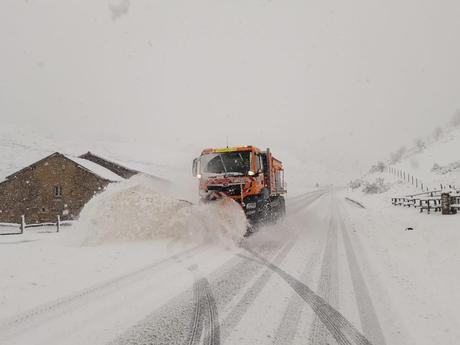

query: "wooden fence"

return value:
[392, 190, 460, 215]
[0, 215, 68, 235]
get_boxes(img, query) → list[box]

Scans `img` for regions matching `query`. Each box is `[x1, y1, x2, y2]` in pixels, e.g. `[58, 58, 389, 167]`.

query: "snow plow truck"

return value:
[192, 146, 287, 228]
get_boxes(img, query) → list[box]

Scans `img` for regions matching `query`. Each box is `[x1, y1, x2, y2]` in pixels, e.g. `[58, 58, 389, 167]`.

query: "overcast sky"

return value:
[1, 0, 459, 174]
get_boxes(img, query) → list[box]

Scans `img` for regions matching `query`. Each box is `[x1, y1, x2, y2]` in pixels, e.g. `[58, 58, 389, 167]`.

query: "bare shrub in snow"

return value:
[431, 161, 460, 175]
[362, 178, 389, 194]
[389, 146, 406, 164]
[414, 137, 426, 152]
[451, 109, 460, 127]
[369, 161, 386, 174]
[431, 163, 441, 172]
[432, 126, 444, 141]
[349, 179, 363, 190]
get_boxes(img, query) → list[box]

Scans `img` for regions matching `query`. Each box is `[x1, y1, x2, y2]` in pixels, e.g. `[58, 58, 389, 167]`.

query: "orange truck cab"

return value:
[192, 146, 287, 226]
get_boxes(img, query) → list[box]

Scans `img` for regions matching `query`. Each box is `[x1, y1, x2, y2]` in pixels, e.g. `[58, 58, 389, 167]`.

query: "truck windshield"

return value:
[202, 152, 251, 175]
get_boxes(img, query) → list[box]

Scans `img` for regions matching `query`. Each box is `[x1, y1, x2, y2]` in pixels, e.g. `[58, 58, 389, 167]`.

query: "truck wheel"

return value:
[253, 198, 270, 225]
[271, 195, 286, 222]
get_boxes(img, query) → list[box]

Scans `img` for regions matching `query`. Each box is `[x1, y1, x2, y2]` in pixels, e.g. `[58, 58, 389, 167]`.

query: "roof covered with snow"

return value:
[64, 155, 125, 182]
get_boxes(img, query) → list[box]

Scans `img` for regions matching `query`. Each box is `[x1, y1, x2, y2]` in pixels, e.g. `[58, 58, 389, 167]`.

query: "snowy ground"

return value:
[1, 182, 459, 344]
[343, 188, 460, 345]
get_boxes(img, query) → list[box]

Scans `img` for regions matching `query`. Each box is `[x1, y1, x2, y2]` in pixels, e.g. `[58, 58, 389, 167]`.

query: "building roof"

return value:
[64, 155, 125, 182]
[3, 152, 125, 183]
[78, 152, 139, 179]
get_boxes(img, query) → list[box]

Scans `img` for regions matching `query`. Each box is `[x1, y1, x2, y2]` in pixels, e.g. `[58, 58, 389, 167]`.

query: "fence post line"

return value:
[57, 215, 61, 233]
[20, 215, 25, 234]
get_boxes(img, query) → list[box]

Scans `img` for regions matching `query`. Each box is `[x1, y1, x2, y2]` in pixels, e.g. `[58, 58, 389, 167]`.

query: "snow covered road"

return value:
[0, 190, 408, 345]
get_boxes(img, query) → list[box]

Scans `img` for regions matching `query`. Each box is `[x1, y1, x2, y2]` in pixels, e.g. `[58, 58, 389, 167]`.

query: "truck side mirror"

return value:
[192, 158, 199, 177]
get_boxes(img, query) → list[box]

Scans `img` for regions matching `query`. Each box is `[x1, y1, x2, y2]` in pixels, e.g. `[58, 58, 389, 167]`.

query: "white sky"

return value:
[1, 0, 459, 174]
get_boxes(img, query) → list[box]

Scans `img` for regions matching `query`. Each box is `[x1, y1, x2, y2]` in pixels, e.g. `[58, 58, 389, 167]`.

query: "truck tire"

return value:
[268, 195, 285, 222]
[258, 198, 271, 224]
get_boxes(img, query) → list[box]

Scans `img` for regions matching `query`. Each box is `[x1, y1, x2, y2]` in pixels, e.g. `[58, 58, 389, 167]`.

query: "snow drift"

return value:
[69, 175, 247, 246]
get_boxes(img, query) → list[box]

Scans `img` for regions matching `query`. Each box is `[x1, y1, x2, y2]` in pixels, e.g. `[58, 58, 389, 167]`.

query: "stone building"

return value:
[0, 152, 126, 224]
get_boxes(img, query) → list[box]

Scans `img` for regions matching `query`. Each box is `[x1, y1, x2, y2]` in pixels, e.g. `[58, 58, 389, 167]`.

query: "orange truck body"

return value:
[193, 146, 287, 225]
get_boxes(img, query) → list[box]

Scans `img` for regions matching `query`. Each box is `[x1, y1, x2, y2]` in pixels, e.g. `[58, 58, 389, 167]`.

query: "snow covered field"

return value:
[2, 184, 458, 344]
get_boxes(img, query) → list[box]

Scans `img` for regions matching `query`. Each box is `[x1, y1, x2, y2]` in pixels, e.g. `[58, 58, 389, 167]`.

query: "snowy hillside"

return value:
[391, 127, 460, 189]
[355, 124, 460, 196]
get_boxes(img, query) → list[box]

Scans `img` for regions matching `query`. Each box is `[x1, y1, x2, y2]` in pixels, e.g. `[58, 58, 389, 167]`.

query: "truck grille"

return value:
[207, 184, 242, 197]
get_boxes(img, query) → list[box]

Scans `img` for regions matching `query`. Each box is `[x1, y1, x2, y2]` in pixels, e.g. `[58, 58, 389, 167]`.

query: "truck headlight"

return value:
[246, 202, 257, 209]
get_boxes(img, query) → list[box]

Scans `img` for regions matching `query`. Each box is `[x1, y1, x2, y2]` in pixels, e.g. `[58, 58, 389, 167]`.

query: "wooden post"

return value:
[57, 215, 61, 233]
[20, 215, 25, 234]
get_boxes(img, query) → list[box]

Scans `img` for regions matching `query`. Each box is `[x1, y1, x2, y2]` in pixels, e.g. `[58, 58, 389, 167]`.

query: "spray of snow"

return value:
[67, 175, 247, 246]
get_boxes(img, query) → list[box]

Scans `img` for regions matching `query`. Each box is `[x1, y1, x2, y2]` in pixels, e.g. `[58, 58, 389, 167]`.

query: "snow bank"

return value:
[68, 175, 247, 246]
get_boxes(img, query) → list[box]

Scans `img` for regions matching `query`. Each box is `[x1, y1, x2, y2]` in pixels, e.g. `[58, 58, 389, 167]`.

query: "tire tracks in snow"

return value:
[203, 278, 220, 345]
[110, 227, 295, 345]
[187, 276, 205, 345]
[185, 263, 221, 345]
[0, 245, 202, 342]
[338, 205, 386, 345]
[287, 191, 329, 215]
[219, 239, 297, 342]
[272, 239, 323, 345]
[240, 246, 373, 345]
[308, 198, 340, 345]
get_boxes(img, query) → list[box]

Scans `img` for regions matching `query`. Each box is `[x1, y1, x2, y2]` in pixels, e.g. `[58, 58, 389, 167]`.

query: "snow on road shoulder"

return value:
[339, 189, 460, 345]
[68, 174, 247, 247]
